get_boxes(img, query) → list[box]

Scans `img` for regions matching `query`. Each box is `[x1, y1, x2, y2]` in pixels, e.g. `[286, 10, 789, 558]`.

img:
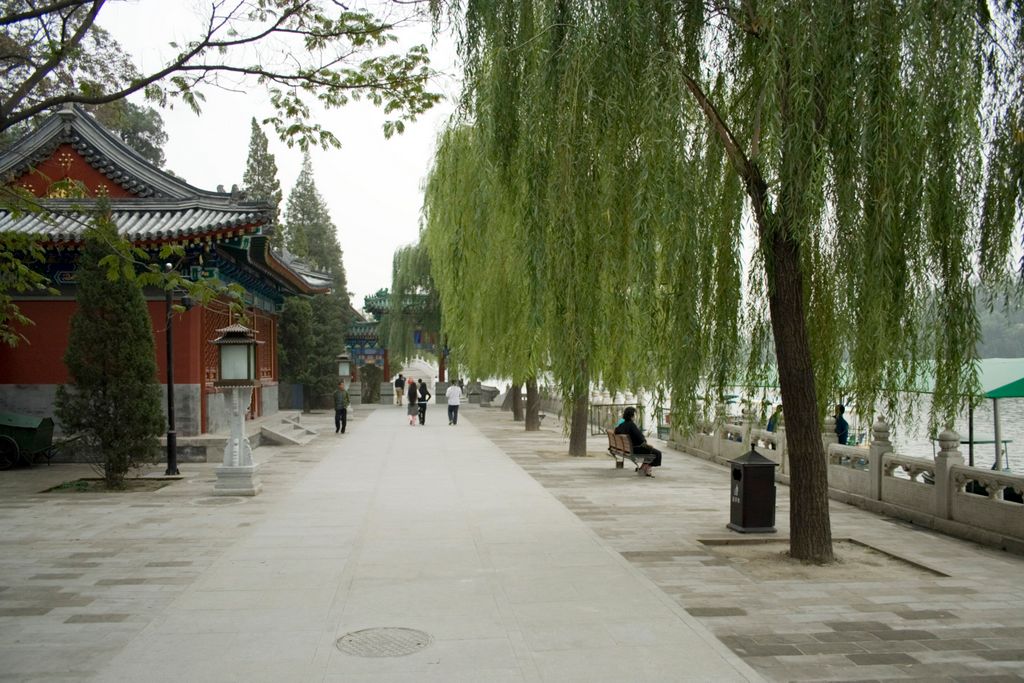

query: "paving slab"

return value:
[468, 407, 1024, 682]
[0, 406, 757, 682]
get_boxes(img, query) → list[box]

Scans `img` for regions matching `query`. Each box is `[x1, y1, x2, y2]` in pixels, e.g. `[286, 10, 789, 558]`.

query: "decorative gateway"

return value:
[0, 105, 330, 446]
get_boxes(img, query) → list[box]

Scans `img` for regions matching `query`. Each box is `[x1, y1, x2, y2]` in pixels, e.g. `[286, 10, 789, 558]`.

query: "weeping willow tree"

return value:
[425, 2, 693, 451]
[387, 242, 444, 376]
[430, 0, 1023, 562]
[423, 125, 550, 430]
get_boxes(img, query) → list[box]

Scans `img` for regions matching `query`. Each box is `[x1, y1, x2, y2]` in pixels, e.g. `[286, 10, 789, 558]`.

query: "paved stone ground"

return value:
[0, 405, 757, 682]
[0, 437, 320, 680]
[471, 408, 1024, 682]
[1, 404, 1021, 682]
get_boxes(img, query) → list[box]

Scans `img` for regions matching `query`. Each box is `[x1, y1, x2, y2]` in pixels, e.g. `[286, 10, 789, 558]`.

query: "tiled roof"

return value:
[0, 105, 233, 200]
[0, 199, 270, 244]
[0, 106, 330, 297]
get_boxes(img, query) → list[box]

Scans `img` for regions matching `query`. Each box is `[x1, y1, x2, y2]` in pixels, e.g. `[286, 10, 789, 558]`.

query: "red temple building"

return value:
[0, 106, 330, 448]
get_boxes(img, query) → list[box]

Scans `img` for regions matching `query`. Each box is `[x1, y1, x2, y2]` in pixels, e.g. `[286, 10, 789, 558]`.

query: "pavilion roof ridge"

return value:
[0, 104, 236, 201]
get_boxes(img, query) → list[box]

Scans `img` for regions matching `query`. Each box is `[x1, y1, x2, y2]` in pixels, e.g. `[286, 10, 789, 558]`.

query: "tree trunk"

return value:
[681, 71, 835, 563]
[511, 382, 524, 421]
[568, 392, 589, 456]
[766, 226, 834, 563]
[525, 378, 541, 431]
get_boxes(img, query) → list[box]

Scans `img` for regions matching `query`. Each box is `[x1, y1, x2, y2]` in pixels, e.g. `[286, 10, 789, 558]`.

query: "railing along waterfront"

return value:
[588, 403, 645, 436]
[671, 411, 1024, 551]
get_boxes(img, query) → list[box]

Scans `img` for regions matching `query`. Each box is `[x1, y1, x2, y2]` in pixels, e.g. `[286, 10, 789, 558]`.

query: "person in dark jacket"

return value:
[333, 381, 350, 434]
[834, 404, 849, 445]
[614, 407, 661, 477]
[417, 379, 432, 425]
[394, 374, 405, 406]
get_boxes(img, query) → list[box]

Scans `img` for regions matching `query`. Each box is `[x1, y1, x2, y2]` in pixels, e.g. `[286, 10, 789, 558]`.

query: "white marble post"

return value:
[934, 429, 964, 520]
[741, 407, 754, 447]
[993, 399, 1003, 470]
[868, 417, 892, 501]
[822, 416, 838, 450]
[214, 386, 262, 496]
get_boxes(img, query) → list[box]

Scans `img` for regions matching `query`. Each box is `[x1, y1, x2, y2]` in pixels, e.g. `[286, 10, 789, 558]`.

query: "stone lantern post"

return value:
[210, 323, 262, 496]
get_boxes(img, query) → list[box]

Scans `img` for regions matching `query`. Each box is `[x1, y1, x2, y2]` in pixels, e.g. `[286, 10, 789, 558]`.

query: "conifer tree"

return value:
[241, 118, 284, 249]
[279, 152, 353, 407]
[284, 152, 344, 273]
[55, 211, 165, 489]
[278, 296, 316, 405]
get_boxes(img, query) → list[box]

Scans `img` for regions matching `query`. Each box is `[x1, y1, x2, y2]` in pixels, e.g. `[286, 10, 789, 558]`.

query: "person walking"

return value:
[333, 381, 350, 434]
[394, 373, 405, 406]
[417, 378, 432, 425]
[445, 381, 463, 425]
[406, 379, 418, 426]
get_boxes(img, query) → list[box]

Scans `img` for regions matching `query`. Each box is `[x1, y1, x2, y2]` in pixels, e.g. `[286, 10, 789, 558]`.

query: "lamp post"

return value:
[210, 323, 262, 496]
[337, 351, 351, 379]
[163, 264, 192, 476]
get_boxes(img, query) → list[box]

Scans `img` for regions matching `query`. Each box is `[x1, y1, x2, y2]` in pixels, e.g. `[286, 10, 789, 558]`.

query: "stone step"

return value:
[259, 414, 318, 446]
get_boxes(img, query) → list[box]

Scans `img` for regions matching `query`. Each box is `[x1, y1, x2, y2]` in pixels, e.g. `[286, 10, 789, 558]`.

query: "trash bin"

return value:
[727, 448, 778, 533]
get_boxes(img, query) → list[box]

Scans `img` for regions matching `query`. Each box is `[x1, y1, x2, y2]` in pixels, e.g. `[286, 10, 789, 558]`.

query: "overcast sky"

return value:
[99, 2, 459, 311]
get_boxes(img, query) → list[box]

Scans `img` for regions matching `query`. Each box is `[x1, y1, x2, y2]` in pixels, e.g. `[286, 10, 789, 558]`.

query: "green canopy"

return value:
[977, 358, 1024, 399]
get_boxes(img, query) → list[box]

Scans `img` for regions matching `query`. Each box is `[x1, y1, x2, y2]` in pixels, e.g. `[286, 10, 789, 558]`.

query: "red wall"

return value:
[0, 300, 203, 385]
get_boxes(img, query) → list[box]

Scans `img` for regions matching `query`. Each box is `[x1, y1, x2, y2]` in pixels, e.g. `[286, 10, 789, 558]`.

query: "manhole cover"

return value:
[335, 628, 432, 657]
[190, 497, 247, 507]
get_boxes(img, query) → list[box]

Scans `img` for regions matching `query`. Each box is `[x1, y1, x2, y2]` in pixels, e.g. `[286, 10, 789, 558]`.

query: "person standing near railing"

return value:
[834, 404, 849, 445]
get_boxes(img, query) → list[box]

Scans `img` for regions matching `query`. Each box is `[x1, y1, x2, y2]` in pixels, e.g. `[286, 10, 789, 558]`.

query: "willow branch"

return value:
[681, 71, 772, 232]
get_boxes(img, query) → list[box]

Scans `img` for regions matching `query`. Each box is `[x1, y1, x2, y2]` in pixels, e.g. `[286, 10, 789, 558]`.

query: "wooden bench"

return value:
[606, 428, 654, 470]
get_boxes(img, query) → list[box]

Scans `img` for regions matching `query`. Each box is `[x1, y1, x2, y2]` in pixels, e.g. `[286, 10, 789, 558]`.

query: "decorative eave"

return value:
[225, 235, 331, 297]
[0, 105, 230, 199]
[346, 319, 380, 342]
[244, 236, 331, 294]
[0, 197, 272, 247]
[364, 288, 389, 315]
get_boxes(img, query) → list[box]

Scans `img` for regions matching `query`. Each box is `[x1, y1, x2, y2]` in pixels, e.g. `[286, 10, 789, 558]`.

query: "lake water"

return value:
[884, 397, 1023, 472]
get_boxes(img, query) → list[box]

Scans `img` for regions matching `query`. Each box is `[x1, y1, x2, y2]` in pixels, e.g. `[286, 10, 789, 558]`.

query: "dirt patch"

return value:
[44, 478, 171, 494]
[701, 539, 946, 581]
[533, 449, 606, 460]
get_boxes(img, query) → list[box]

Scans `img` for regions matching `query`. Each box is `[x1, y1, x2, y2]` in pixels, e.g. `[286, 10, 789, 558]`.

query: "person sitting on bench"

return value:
[614, 407, 662, 477]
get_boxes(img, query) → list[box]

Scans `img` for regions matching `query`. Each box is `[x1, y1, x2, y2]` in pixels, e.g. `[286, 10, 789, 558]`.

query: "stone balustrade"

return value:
[671, 415, 1024, 552]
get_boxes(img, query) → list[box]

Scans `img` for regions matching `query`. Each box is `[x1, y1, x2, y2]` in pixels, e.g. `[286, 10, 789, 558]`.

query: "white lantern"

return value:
[337, 351, 351, 378]
[211, 324, 260, 386]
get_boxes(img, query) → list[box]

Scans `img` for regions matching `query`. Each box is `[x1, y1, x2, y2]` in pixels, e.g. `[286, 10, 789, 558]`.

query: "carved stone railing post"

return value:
[741, 407, 754, 446]
[711, 401, 728, 459]
[934, 429, 964, 519]
[869, 417, 892, 501]
[823, 416, 838, 452]
[777, 427, 788, 475]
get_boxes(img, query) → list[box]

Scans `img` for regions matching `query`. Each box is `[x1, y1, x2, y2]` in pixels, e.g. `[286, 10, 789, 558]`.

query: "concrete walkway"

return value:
[0, 404, 758, 682]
